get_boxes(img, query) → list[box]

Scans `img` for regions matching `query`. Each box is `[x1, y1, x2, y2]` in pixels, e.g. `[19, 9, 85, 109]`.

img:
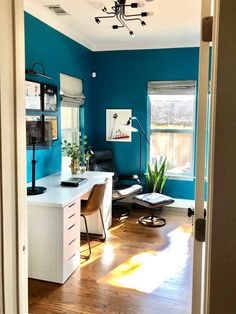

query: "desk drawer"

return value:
[65, 219, 79, 242]
[64, 236, 80, 262]
[64, 200, 80, 231]
[63, 251, 80, 282]
[64, 215, 80, 261]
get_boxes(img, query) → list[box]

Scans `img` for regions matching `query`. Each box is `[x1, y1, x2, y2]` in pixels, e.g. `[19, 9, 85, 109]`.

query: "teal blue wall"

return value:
[25, 12, 93, 182]
[25, 12, 200, 199]
[89, 48, 199, 199]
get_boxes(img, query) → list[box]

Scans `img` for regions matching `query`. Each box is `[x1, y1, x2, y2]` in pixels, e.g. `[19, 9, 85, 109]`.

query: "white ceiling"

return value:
[24, 0, 201, 51]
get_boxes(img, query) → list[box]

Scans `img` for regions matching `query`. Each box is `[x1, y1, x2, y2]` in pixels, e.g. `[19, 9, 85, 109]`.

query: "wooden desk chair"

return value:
[81, 179, 108, 259]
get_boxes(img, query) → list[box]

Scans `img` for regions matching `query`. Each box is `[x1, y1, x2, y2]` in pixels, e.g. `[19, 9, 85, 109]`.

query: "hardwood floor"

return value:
[28, 207, 193, 314]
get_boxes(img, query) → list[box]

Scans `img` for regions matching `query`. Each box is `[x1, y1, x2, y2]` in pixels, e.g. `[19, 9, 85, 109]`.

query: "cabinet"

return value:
[28, 199, 80, 283]
[28, 171, 113, 284]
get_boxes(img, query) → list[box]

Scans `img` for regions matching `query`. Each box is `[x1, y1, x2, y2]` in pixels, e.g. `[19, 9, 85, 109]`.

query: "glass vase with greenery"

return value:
[62, 135, 92, 174]
[145, 157, 168, 193]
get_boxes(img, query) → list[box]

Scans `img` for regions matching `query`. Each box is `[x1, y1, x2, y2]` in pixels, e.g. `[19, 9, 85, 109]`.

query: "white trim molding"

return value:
[0, 0, 28, 312]
[24, 1, 94, 51]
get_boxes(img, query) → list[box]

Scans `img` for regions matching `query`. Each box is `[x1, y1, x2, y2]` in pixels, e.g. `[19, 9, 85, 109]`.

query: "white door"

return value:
[191, 0, 212, 313]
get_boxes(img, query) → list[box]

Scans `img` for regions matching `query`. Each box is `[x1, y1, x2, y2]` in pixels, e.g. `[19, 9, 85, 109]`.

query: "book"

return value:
[61, 177, 88, 187]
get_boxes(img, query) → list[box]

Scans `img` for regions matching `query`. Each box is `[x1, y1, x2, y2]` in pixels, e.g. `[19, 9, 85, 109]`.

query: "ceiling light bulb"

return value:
[141, 20, 146, 26]
[141, 12, 148, 17]
[95, 17, 101, 24]
[129, 31, 135, 37]
[138, 1, 145, 8]
[112, 25, 119, 29]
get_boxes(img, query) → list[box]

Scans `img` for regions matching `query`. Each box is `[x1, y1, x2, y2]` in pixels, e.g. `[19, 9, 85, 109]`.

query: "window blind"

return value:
[60, 73, 85, 107]
[148, 80, 196, 96]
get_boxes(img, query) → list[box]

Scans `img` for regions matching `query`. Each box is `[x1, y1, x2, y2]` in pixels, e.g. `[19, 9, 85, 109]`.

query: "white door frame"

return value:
[192, 0, 212, 312]
[0, 0, 28, 313]
[203, 0, 236, 313]
[0, 0, 232, 313]
[202, 0, 219, 312]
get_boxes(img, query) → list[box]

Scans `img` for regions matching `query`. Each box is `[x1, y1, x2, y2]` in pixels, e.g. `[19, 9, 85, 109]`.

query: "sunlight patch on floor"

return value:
[97, 225, 192, 293]
[80, 242, 119, 267]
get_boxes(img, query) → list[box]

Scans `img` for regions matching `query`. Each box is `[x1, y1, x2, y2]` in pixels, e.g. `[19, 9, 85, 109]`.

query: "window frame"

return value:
[61, 106, 80, 144]
[148, 81, 197, 180]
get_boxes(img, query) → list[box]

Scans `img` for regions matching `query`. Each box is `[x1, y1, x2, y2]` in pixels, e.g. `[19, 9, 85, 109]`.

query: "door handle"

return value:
[187, 206, 207, 242]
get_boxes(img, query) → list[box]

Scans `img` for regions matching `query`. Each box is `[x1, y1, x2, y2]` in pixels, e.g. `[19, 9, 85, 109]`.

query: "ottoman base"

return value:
[133, 193, 175, 228]
[139, 215, 166, 228]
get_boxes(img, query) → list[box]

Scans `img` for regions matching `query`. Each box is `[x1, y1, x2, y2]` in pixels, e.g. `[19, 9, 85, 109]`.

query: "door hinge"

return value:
[202, 16, 213, 42]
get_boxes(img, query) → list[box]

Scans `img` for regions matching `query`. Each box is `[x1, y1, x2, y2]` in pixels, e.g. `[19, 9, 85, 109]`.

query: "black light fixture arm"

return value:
[95, 14, 116, 20]
[123, 16, 145, 25]
[119, 14, 132, 32]
[128, 116, 150, 145]
[124, 13, 141, 17]
[94, 0, 151, 36]
[118, 15, 126, 28]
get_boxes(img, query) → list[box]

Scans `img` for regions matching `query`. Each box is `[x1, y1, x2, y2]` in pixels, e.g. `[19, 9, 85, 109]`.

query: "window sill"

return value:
[167, 175, 194, 181]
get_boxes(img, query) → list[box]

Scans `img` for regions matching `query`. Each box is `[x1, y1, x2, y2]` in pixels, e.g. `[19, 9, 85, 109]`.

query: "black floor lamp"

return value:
[122, 116, 150, 181]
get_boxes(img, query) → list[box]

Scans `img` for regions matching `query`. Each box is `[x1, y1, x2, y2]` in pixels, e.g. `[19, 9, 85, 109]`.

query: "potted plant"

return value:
[145, 157, 168, 193]
[62, 135, 92, 175]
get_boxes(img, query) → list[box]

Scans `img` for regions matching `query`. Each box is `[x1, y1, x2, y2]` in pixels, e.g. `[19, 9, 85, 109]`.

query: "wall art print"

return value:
[106, 109, 132, 142]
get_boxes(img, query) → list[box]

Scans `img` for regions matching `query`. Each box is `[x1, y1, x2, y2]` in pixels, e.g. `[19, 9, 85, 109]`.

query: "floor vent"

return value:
[44, 4, 70, 16]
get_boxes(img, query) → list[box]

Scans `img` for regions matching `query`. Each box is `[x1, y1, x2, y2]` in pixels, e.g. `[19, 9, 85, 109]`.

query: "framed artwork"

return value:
[44, 115, 58, 140]
[25, 80, 41, 110]
[42, 83, 58, 112]
[106, 109, 132, 142]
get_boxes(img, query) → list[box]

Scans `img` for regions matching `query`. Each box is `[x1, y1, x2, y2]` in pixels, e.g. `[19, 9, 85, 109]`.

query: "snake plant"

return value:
[146, 157, 168, 193]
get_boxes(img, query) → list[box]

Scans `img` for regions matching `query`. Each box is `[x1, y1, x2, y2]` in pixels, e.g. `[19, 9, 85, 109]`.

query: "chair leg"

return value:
[99, 208, 106, 242]
[81, 214, 91, 259]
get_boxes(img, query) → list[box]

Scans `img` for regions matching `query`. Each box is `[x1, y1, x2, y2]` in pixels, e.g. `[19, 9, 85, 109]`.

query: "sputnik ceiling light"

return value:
[95, 0, 152, 37]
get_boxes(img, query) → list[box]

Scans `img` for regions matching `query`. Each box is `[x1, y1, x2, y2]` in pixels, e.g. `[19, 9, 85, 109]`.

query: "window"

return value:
[148, 81, 196, 179]
[60, 73, 85, 144]
[61, 106, 80, 144]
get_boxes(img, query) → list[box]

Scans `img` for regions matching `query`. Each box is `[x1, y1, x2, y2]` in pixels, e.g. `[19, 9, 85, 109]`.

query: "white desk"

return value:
[28, 171, 113, 284]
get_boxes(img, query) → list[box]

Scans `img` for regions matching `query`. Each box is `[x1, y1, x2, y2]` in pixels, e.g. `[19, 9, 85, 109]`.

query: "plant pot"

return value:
[70, 159, 80, 175]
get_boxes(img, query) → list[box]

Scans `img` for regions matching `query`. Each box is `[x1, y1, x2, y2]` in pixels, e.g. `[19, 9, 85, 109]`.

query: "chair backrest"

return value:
[89, 149, 118, 185]
[82, 179, 108, 216]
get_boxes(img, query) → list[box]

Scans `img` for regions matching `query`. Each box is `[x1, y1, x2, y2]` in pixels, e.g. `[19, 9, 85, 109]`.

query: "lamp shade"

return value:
[26, 121, 52, 149]
[119, 124, 138, 132]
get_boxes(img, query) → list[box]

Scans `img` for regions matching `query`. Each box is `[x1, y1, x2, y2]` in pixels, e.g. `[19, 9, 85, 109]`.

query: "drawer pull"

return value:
[68, 213, 76, 219]
[68, 223, 76, 230]
[68, 253, 76, 261]
[68, 238, 76, 246]
[68, 202, 76, 208]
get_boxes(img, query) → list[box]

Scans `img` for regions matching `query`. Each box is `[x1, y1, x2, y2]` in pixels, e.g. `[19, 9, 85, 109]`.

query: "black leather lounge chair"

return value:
[89, 149, 143, 218]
